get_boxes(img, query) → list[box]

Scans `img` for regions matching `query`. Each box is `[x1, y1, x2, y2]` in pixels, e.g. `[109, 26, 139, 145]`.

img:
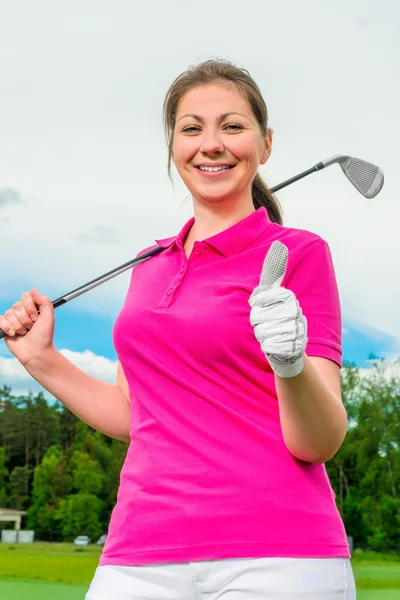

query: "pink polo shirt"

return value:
[100, 207, 349, 566]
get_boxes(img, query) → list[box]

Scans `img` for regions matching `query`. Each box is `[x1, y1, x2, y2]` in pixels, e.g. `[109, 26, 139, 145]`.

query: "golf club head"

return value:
[321, 155, 384, 199]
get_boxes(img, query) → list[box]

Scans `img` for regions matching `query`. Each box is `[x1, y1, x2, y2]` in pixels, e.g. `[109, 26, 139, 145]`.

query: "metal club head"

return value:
[321, 155, 384, 199]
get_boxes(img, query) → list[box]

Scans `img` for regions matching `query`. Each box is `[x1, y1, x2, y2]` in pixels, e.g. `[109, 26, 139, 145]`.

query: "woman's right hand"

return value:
[0, 289, 56, 366]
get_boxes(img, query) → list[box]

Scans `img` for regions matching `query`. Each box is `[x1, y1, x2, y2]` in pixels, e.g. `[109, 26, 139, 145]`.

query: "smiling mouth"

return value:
[196, 165, 235, 172]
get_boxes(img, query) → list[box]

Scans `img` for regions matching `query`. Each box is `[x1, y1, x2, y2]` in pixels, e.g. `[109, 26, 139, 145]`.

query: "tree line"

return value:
[0, 360, 400, 550]
[0, 387, 126, 540]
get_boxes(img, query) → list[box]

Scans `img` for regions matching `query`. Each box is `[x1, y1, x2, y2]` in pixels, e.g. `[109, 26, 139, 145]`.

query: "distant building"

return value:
[0, 508, 26, 531]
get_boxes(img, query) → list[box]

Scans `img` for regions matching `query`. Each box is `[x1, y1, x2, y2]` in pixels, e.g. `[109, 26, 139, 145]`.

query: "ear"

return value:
[260, 128, 273, 165]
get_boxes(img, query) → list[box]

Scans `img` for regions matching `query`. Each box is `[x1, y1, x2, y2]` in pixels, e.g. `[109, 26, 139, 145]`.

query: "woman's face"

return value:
[172, 82, 272, 207]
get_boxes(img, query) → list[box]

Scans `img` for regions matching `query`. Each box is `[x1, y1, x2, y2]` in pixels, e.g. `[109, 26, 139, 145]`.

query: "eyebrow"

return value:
[177, 111, 249, 123]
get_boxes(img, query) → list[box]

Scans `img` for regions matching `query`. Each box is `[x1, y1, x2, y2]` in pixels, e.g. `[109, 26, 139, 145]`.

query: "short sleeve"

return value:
[284, 238, 342, 367]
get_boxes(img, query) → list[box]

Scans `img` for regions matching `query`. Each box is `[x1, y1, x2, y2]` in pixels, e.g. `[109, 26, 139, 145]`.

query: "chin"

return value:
[198, 193, 235, 204]
[195, 185, 241, 204]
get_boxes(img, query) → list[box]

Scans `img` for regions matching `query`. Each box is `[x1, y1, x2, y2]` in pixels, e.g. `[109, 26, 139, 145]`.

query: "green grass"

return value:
[0, 542, 102, 554]
[0, 549, 99, 584]
[0, 578, 88, 600]
[358, 593, 400, 599]
[353, 564, 400, 589]
[351, 551, 400, 593]
[1, 544, 400, 598]
[352, 551, 400, 564]
[0, 580, 398, 600]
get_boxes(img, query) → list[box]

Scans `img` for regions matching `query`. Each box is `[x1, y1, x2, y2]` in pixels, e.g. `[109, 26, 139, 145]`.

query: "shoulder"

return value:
[136, 243, 162, 258]
[258, 222, 327, 256]
[253, 223, 337, 285]
[253, 222, 332, 270]
[123, 244, 166, 290]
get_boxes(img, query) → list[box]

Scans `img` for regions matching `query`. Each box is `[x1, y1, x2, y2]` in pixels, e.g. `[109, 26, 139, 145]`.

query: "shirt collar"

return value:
[155, 207, 272, 257]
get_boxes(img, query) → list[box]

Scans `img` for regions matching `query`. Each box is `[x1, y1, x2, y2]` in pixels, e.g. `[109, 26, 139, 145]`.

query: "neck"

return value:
[186, 195, 255, 248]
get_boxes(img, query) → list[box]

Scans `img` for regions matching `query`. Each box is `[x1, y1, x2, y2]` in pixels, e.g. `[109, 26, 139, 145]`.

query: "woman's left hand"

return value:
[248, 241, 308, 378]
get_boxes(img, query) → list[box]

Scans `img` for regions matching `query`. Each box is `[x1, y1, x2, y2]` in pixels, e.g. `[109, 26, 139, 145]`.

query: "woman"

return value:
[0, 59, 356, 599]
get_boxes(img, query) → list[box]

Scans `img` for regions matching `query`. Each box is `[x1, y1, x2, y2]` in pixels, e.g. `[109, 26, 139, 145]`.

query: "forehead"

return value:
[176, 82, 252, 118]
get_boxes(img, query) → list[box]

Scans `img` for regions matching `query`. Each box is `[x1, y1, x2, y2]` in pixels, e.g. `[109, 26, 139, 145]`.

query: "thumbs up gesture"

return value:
[248, 241, 308, 378]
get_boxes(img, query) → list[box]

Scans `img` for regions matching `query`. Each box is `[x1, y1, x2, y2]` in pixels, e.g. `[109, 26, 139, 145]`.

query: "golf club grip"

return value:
[0, 305, 46, 340]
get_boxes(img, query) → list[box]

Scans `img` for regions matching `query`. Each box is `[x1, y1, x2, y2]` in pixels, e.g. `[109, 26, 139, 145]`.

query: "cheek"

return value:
[230, 135, 263, 164]
[173, 138, 197, 169]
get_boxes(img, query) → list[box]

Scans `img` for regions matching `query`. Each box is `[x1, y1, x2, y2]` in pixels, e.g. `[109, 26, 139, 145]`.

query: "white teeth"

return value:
[198, 165, 232, 172]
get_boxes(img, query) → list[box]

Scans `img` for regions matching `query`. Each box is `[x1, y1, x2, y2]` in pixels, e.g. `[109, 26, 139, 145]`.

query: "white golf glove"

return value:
[248, 241, 308, 378]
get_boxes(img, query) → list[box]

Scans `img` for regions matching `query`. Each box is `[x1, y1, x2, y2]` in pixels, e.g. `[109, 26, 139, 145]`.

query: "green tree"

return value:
[0, 390, 23, 468]
[0, 446, 9, 506]
[31, 393, 60, 467]
[58, 403, 79, 450]
[27, 446, 72, 532]
[327, 360, 400, 550]
[79, 430, 127, 517]
[0, 389, 61, 471]
[56, 493, 104, 539]
[8, 465, 30, 510]
[2, 361, 398, 551]
[71, 450, 103, 495]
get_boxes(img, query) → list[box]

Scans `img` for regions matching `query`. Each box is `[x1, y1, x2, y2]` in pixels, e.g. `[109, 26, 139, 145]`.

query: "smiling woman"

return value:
[1, 58, 355, 600]
[163, 60, 282, 227]
[173, 84, 271, 217]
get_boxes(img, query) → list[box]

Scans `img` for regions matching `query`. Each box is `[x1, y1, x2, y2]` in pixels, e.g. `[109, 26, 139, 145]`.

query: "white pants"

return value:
[86, 557, 356, 599]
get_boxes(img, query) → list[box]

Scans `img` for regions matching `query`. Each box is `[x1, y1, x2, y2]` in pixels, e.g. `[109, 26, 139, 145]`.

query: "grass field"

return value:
[0, 578, 88, 600]
[358, 593, 400, 599]
[0, 542, 101, 554]
[0, 579, 399, 600]
[0, 544, 399, 598]
[0, 548, 99, 584]
[354, 564, 400, 589]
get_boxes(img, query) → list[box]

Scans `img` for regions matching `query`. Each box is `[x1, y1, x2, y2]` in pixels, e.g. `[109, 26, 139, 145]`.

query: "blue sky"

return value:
[0, 289, 397, 384]
[0, 0, 399, 396]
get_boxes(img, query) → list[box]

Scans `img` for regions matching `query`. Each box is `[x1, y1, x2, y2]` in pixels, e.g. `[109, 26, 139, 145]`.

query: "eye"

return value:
[182, 126, 201, 133]
[223, 124, 243, 131]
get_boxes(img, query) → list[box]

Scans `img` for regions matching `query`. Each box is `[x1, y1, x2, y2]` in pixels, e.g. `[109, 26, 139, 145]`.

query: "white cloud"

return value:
[77, 226, 119, 244]
[0, 350, 117, 399]
[0, 0, 398, 347]
[2, 347, 398, 405]
[59, 349, 117, 382]
[359, 358, 400, 381]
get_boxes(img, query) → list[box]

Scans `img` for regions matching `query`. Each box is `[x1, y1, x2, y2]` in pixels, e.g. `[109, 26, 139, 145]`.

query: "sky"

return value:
[0, 0, 399, 397]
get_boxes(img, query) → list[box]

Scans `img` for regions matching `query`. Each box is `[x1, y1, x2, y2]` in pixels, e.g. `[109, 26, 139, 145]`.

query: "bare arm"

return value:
[25, 351, 131, 442]
[1, 289, 132, 442]
[275, 355, 348, 464]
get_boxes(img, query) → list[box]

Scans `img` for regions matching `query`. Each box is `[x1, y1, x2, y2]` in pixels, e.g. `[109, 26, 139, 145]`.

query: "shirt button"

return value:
[167, 289, 173, 296]
[195, 249, 201, 255]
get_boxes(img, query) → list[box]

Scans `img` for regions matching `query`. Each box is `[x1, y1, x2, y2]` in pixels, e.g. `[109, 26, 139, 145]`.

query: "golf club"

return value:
[0, 155, 384, 340]
[272, 154, 384, 199]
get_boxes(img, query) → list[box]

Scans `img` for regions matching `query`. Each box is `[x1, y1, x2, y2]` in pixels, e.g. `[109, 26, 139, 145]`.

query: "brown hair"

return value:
[163, 59, 282, 225]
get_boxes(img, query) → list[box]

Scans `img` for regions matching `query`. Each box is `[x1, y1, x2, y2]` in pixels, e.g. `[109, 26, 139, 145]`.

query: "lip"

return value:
[194, 164, 236, 178]
[195, 163, 236, 167]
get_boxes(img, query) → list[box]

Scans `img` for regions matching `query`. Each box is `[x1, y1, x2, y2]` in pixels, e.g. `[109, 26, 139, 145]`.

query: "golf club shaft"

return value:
[0, 159, 373, 340]
[270, 162, 324, 192]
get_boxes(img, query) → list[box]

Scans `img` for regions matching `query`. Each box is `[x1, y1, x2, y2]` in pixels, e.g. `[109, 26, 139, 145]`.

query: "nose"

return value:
[199, 129, 224, 155]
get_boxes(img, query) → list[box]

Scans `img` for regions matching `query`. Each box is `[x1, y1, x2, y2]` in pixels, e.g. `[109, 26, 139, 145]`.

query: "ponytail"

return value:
[252, 172, 282, 225]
